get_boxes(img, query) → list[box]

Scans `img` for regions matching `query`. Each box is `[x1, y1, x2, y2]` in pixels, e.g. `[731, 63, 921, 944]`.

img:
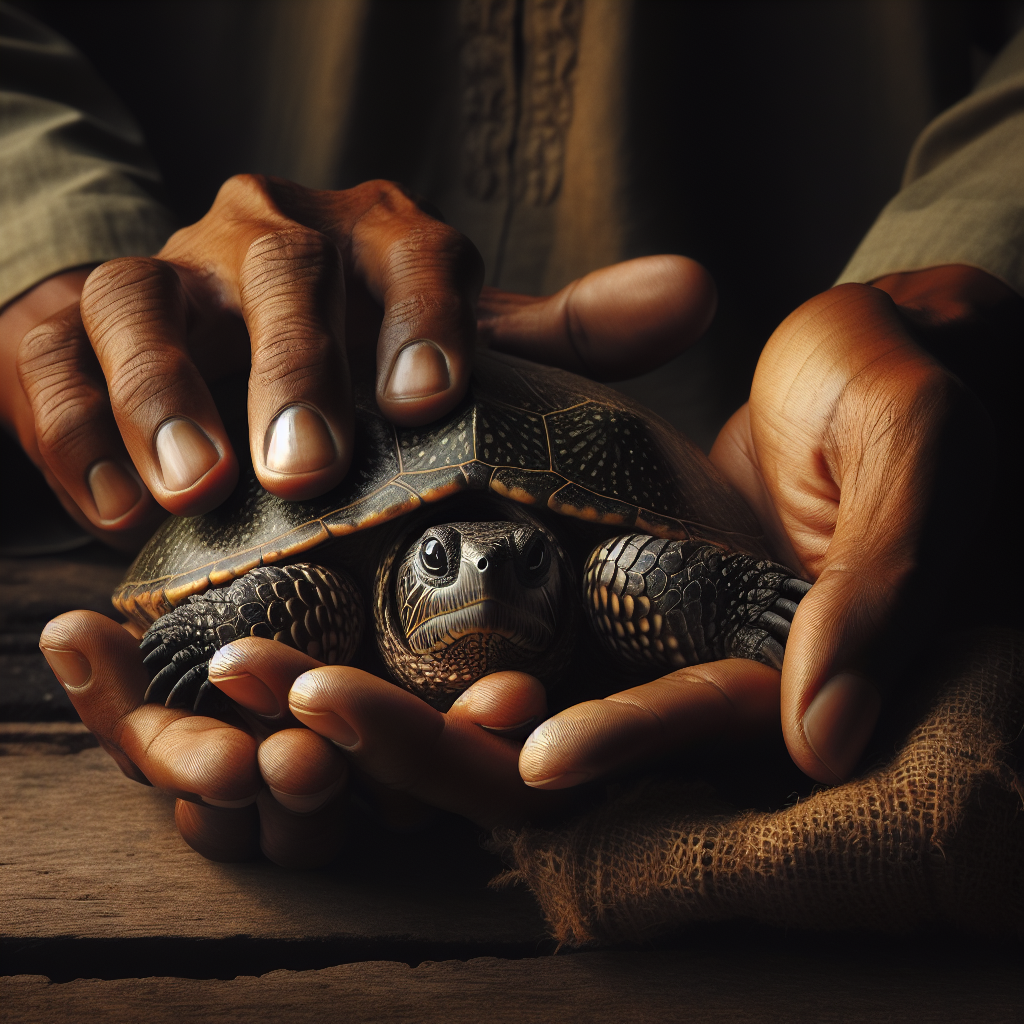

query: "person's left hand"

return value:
[516, 270, 1010, 790]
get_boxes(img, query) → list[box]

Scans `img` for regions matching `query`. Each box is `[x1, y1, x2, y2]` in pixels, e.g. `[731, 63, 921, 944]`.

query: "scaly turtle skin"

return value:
[116, 352, 809, 713]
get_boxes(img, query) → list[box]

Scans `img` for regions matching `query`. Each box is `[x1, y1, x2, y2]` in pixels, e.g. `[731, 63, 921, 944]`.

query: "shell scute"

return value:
[114, 352, 768, 626]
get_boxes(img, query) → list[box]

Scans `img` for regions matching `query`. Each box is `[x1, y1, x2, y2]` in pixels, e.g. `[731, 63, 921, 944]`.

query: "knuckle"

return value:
[249, 324, 333, 390]
[81, 258, 183, 344]
[383, 221, 483, 290]
[348, 178, 413, 211]
[242, 227, 338, 293]
[34, 384, 107, 462]
[104, 345, 190, 421]
[213, 173, 275, 214]
[17, 315, 82, 379]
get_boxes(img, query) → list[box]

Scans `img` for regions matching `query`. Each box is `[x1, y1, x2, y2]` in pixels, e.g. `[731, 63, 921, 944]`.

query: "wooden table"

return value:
[2, 548, 1021, 1023]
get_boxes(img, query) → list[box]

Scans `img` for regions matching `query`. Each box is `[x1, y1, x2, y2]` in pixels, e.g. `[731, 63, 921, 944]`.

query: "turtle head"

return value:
[379, 519, 574, 705]
[397, 521, 563, 655]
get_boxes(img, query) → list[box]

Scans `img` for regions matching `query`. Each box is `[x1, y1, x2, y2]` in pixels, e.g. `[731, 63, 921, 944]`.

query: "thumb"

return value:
[780, 361, 960, 783]
[477, 254, 716, 381]
[781, 568, 886, 784]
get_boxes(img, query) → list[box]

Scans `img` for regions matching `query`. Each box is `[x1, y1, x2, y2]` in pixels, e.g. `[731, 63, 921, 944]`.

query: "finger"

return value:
[448, 671, 548, 739]
[782, 580, 883, 785]
[518, 660, 781, 789]
[80, 258, 239, 516]
[208, 637, 324, 722]
[39, 610, 261, 806]
[257, 728, 348, 814]
[256, 787, 348, 869]
[16, 304, 163, 540]
[288, 666, 568, 830]
[156, 175, 356, 501]
[477, 255, 716, 381]
[333, 181, 483, 427]
[174, 799, 260, 863]
[255, 724, 349, 867]
[239, 224, 353, 500]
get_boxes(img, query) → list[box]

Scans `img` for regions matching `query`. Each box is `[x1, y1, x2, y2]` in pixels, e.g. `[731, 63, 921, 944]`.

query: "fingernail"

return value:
[203, 793, 260, 809]
[293, 709, 359, 748]
[264, 405, 336, 475]
[803, 672, 881, 782]
[385, 340, 450, 400]
[155, 418, 219, 491]
[209, 671, 281, 718]
[88, 460, 143, 521]
[523, 771, 591, 790]
[480, 717, 540, 740]
[40, 647, 92, 690]
[270, 780, 342, 814]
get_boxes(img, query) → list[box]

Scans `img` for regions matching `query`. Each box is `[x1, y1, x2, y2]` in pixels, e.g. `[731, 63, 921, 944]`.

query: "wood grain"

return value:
[5, 948, 1023, 1024]
[0, 745, 545, 946]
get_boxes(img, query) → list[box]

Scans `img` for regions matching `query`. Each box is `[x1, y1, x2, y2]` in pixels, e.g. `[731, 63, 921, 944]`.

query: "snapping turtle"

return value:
[115, 352, 809, 713]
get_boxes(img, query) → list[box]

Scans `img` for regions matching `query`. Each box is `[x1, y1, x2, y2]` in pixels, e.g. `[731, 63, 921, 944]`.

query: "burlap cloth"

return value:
[493, 630, 1023, 945]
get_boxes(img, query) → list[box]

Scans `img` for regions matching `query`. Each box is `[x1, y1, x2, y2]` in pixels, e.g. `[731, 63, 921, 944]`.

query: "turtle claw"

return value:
[781, 578, 811, 599]
[749, 576, 811, 663]
[760, 635, 785, 670]
[138, 563, 364, 714]
[193, 680, 228, 716]
[139, 631, 165, 656]
[165, 662, 212, 709]
[757, 609, 792, 644]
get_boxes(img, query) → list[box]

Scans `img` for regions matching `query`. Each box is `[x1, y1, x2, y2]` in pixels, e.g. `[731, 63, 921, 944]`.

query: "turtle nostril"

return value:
[477, 557, 488, 571]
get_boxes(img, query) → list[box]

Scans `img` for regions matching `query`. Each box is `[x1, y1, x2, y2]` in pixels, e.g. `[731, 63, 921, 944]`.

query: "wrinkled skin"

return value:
[4, 176, 1017, 861]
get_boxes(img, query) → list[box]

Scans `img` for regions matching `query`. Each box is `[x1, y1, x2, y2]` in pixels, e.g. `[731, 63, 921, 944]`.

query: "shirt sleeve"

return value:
[835, 29, 1024, 296]
[0, 2, 177, 309]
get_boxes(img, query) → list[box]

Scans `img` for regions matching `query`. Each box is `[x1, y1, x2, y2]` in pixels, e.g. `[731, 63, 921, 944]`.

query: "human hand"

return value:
[40, 611, 568, 864]
[2, 177, 486, 547]
[2, 172, 714, 551]
[517, 268, 1012, 790]
[707, 271, 1007, 783]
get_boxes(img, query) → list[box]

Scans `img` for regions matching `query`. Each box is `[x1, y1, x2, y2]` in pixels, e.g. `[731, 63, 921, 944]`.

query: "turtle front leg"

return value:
[140, 564, 363, 714]
[583, 535, 811, 674]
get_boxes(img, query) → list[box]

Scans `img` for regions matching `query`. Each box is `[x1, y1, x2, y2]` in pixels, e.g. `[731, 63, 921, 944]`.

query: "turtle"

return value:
[114, 351, 810, 715]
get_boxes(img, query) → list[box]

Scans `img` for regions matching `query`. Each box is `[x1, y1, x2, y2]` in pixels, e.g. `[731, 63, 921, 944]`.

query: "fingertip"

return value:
[798, 671, 880, 784]
[153, 418, 239, 516]
[210, 637, 324, 719]
[569, 255, 718, 379]
[259, 729, 349, 813]
[449, 671, 548, 735]
[522, 770, 592, 791]
[517, 711, 592, 785]
[257, 403, 353, 501]
[378, 337, 469, 427]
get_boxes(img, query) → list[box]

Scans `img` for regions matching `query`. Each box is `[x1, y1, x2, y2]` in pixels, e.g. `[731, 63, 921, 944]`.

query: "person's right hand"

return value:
[1, 174, 714, 553]
[3, 177, 486, 545]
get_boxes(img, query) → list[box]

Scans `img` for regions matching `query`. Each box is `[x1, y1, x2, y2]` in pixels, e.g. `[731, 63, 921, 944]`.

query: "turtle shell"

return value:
[114, 351, 767, 627]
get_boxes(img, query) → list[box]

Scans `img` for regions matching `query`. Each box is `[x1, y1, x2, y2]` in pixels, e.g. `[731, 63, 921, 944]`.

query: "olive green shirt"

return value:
[3, 1, 1021, 317]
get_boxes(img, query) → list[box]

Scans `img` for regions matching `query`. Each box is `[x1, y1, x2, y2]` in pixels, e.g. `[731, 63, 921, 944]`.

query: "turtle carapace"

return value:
[116, 352, 810, 713]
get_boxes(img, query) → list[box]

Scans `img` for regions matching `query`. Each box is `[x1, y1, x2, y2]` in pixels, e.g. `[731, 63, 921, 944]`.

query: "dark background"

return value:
[11, 0, 1024, 450]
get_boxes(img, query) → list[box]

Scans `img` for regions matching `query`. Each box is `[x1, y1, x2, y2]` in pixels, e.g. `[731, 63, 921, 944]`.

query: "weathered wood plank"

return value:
[0, 746, 545, 946]
[5, 948, 1022, 1024]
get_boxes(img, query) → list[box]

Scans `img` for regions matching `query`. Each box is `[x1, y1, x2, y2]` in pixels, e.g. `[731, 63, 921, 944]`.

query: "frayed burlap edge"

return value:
[492, 629, 1023, 946]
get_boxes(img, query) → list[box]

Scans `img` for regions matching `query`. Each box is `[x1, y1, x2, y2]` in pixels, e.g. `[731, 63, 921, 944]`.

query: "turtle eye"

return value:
[420, 537, 449, 576]
[522, 535, 548, 578]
